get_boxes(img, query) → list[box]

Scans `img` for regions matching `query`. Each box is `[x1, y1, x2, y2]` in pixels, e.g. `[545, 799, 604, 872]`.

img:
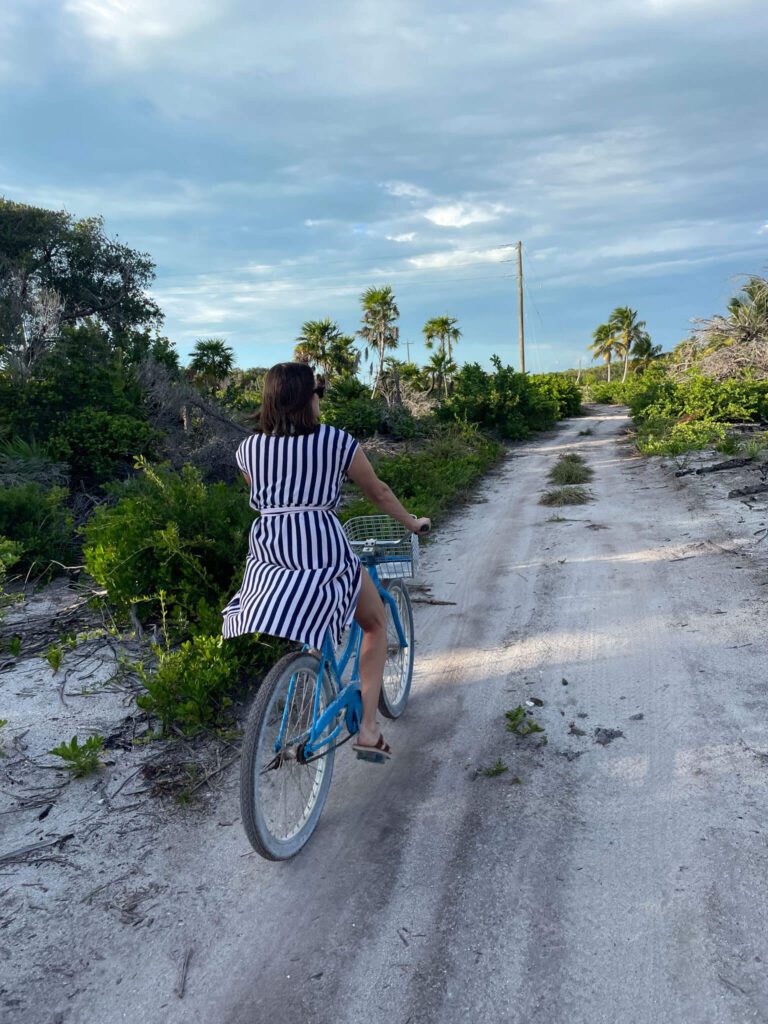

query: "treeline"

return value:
[580, 276, 768, 455]
[0, 197, 583, 733]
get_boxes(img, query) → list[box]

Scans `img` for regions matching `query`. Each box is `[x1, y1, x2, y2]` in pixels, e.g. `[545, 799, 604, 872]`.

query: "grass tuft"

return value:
[539, 486, 591, 507]
[548, 457, 593, 485]
[578, 428, 594, 436]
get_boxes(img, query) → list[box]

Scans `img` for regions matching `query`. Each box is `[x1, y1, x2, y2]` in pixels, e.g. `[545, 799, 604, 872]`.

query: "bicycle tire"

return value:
[240, 651, 337, 860]
[378, 579, 414, 719]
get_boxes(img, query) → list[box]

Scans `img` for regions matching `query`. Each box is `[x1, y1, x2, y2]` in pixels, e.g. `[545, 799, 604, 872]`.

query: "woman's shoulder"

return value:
[318, 423, 355, 442]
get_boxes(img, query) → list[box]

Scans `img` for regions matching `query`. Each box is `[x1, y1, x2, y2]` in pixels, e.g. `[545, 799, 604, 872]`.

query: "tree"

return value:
[358, 286, 399, 397]
[0, 199, 161, 379]
[422, 316, 462, 361]
[588, 324, 617, 382]
[425, 350, 457, 399]
[607, 307, 649, 383]
[188, 338, 235, 392]
[294, 319, 358, 380]
[631, 334, 663, 372]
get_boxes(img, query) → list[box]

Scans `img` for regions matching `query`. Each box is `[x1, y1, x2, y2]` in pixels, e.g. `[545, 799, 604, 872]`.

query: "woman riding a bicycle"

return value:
[222, 361, 430, 762]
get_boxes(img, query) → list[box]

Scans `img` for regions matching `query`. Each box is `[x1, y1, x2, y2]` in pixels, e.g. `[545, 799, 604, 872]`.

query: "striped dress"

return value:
[221, 424, 362, 649]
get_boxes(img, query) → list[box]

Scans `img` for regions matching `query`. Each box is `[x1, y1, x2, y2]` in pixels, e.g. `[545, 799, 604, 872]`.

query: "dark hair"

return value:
[259, 362, 319, 436]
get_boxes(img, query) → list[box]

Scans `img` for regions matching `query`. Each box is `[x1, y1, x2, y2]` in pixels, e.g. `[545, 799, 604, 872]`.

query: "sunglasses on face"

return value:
[313, 385, 325, 399]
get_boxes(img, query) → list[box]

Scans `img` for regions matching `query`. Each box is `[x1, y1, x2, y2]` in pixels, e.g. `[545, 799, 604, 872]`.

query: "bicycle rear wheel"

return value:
[240, 651, 337, 860]
[378, 579, 414, 719]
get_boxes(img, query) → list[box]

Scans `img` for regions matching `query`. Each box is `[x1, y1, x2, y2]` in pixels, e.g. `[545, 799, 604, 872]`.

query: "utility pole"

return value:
[517, 240, 525, 374]
[405, 339, 412, 363]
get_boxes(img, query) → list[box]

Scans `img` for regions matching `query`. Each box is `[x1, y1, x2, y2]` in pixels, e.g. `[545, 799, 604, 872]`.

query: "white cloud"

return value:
[759, 223, 768, 235]
[382, 181, 430, 199]
[64, 0, 216, 61]
[386, 232, 416, 242]
[407, 246, 513, 270]
[423, 202, 511, 228]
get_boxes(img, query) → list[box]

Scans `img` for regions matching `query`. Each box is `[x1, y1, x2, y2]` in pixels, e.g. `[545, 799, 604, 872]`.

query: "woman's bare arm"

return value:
[347, 448, 430, 534]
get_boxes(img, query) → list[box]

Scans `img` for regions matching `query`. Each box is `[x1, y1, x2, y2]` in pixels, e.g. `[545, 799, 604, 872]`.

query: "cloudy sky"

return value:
[2, 0, 767, 372]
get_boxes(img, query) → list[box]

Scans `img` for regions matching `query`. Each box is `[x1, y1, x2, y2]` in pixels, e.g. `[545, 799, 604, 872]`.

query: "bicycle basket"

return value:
[342, 515, 420, 579]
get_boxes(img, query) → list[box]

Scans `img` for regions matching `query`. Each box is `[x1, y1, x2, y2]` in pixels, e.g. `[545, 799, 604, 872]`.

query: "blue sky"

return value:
[2, 0, 767, 373]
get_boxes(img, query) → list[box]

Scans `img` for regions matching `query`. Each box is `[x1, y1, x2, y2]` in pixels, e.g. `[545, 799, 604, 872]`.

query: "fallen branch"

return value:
[676, 457, 755, 478]
[728, 483, 768, 499]
[176, 948, 193, 998]
[410, 598, 458, 606]
[0, 832, 74, 865]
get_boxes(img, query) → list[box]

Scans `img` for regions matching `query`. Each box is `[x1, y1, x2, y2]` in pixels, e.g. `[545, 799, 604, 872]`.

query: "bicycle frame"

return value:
[274, 563, 408, 759]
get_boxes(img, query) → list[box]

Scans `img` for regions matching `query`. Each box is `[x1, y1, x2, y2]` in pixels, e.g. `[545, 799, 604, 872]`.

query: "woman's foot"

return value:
[352, 729, 392, 763]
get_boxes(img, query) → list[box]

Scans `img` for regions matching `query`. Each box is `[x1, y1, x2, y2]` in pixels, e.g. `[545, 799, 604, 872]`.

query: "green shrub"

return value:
[635, 419, 726, 456]
[530, 373, 582, 418]
[137, 634, 237, 734]
[0, 483, 74, 573]
[82, 459, 254, 630]
[342, 424, 501, 524]
[47, 408, 160, 482]
[440, 357, 561, 439]
[380, 403, 419, 440]
[137, 631, 280, 734]
[582, 381, 626, 404]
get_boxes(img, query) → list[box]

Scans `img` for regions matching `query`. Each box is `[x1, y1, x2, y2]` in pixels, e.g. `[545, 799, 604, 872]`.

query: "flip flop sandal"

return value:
[352, 733, 392, 764]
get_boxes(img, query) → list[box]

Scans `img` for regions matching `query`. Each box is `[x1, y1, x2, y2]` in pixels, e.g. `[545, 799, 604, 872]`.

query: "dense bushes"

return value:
[82, 459, 253, 631]
[0, 322, 161, 486]
[438, 358, 580, 439]
[341, 423, 502, 523]
[48, 409, 160, 481]
[595, 364, 768, 456]
[321, 376, 419, 439]
[0, 483, 74, 573]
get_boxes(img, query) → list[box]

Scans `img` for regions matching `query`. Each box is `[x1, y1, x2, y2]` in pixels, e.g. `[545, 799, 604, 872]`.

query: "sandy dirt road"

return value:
[13, 407, 768, 1023]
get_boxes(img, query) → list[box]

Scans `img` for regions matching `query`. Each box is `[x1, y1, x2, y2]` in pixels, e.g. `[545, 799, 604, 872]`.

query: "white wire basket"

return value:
[342, 515, 420, 580]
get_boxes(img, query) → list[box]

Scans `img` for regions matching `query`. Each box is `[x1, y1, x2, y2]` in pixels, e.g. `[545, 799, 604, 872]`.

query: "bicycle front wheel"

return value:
[379, 579, 415, 719]
[240, 652, 337, 861]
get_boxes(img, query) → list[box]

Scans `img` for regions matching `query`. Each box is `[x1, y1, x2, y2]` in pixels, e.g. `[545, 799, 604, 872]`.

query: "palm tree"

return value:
[589, 324, 616, 382]
[188, 337, 235, 391]
[358, 286, 399, 397]
[294, 319, 358, 380]
[425, 350, 457, 399]
[422, 316, 462, 362]
[607, 307, 649, 382]
[631, 334, 663, 372]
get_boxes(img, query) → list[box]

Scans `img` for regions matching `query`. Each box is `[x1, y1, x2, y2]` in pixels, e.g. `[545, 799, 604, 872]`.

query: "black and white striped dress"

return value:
[221, 424, 362, 649]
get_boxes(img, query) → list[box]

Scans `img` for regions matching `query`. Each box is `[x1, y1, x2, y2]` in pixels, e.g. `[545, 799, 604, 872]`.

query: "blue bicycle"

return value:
[239, 515, 420, 860]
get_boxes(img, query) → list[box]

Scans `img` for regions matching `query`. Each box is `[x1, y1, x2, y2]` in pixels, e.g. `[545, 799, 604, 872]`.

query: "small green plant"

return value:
[578, 428, 594, 436]
[505, 705, 545, 737]
[49, 734, 104, 777]
[715, 432, 740, 456]
[8, 636, 21, 657]
[539, 486, 591, 506]
[45, 643, 64, 672]
[478, 758, 509, 778]
[548, 456, 593, 485]
[743, 434, 768, 459]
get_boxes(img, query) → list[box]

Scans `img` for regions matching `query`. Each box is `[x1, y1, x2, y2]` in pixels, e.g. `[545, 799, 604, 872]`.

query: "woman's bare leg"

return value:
[353, 569, 387, 746]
